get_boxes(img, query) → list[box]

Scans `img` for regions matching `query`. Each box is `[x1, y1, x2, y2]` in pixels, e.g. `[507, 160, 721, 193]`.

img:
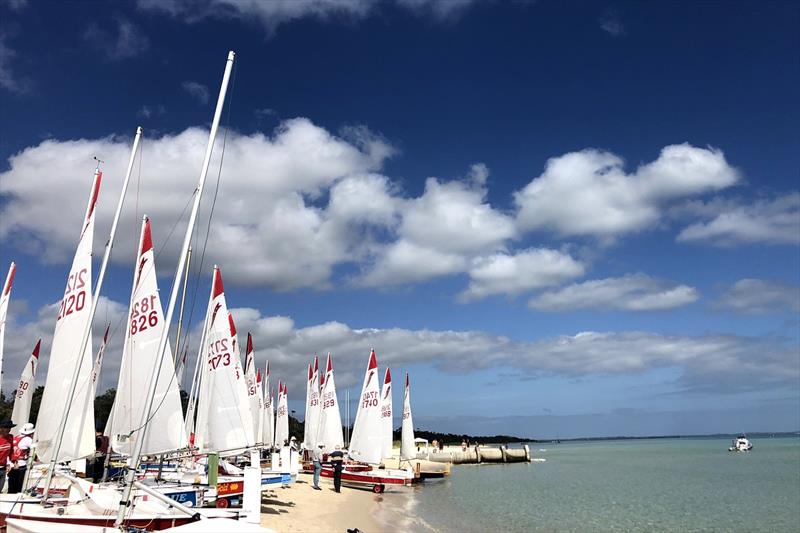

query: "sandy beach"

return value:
[260, 472, 436, 533]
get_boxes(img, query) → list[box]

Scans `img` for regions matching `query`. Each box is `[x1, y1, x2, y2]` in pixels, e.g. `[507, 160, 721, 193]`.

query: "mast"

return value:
[42, 126, 143, 499]
[173, 245, 192, 362]
[115, 51, 235, 526]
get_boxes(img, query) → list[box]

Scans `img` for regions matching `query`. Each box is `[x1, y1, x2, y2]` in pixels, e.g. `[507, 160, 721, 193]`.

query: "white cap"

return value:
[20, 423, 35, 435]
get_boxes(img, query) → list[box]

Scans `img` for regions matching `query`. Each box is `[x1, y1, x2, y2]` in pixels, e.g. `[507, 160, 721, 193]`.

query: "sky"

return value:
[0, 0, 798, 439]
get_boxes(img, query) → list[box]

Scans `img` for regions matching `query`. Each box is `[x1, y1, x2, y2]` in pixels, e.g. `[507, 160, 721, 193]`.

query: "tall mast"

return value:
[42, 126, 143, 499]
[115, 51, 235, 526]
[173, 245, 192, 362]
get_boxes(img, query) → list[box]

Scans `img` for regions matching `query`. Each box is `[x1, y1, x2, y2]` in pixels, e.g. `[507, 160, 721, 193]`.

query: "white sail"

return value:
[262, 362, 274, 447]
[228, 313, 255, 446]
[274, 382, 289, 448]
[380, 367, 393, 459]
[400, 373, 416, 460]
[315, 353, 343, 453]
[194, 267, 254, 453]
[91, 325, 109, 397]
[108, 217, 187, 455]
[0, 262, 16, 391]
[256, 366, 264, 444]
[303, 363, 311, 447]
[36, 170, 101, 463]
[349, 349, 383, 464]
[11, 339, 39, 433]
[244, 333, 262, 443]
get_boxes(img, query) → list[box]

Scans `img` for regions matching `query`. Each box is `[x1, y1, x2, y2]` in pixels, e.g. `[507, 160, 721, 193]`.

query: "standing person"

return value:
[329, 445, 344, 493]
[8, 422, 34, 494]
[312, 444, 323, 490]
[0, 420, 15, 492]
[92, 427, 110, 482]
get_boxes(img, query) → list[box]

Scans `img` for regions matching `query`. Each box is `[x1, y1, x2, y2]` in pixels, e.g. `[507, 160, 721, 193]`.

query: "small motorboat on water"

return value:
[728, 435, 753, 452]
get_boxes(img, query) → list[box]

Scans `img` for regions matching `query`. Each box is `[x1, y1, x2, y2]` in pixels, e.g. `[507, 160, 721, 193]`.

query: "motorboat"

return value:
[728, 435, 753, 452]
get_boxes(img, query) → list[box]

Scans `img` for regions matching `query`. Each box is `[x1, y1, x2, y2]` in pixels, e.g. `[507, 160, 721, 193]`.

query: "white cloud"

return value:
[677, 193, 800, 246]
[137, 0, 477, 33]
[599, 10, 624, 36]
[136, 104, 166, 119]
[181, 81, 210, 105]
[714, 279, 800, 315]
[3, 300, 795, 397]
[529, 273, 699, 311]
[0, 118, 394, 289]
[84, 17, 149, 60]
[459, 248, 585, 302]
[359, 240, 466, 287]
[514, 144, 739, 240]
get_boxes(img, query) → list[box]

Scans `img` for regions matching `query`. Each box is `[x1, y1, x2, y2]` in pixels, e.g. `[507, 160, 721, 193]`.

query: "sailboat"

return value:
[315, 353, 343, 453]
[262, 363, 274, 448]
[273, 382, 288, 448]
[320, 350, 412, 493]
[303, 356, 320, 451]
[90, 325, 109, 397]
[10, 339, 39, 432]
[244, 333, 262, 443]
[0, 262, 16, 392]
[400, 373, 416, 461]
[107, 216, 187, 457]
[381, 368, 393, 460]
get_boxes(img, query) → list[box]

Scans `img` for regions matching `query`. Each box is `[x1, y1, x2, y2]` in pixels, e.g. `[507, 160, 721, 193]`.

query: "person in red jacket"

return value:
[8, 422, 34, 494]
[0, 420, 14, 493]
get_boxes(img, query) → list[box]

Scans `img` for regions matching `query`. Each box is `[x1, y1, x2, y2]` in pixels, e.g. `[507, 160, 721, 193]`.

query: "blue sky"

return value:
[0, 0, 798, 438]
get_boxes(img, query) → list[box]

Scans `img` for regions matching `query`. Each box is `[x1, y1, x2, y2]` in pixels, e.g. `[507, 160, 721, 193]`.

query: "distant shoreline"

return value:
[410, 430, 800, 445]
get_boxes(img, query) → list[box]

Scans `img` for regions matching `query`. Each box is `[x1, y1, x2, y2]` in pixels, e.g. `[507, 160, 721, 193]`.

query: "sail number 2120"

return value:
[57, 267, 87, 321]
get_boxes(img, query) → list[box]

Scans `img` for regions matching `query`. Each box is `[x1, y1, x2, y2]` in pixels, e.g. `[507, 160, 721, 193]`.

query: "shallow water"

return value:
[407, 437, 800, 532]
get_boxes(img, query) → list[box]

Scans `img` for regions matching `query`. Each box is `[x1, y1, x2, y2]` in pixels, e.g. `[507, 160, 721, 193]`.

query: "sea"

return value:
[385, 436, 800, 532]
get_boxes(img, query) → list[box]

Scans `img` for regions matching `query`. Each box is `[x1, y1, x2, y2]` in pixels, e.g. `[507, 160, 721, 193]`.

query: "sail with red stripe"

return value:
[0, 261, 16, 391]
[349, 349, 383, 464]
[401, 373, 416, 460]
[36, 170, 101, 463]
[381, 367, 393, 459]
[316, 352, 343, 453]
[11, 339, 40, 433]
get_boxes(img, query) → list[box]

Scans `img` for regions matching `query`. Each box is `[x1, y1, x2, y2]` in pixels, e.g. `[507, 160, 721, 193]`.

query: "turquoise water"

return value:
[408, 437, 800, 532]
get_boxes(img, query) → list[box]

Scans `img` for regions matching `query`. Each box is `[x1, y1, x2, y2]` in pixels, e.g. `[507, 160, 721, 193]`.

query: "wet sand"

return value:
[260, 472, 436, 532]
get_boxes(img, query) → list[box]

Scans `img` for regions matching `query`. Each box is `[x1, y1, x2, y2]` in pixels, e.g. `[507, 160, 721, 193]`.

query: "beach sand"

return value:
[260, 472, 436, 533]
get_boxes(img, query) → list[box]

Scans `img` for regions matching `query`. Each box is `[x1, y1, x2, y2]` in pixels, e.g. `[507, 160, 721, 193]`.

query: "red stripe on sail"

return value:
[314, 355, 318, 374]
[246, 332, 253, 355]
[327, 353, 333, 373]
[213, 267, 225, 298]
[266, 361, 270, 376]
[3, 263, 15, 296]
[384, 367, 391, 385]
[86, 171, 102, 223]
[228, 313, 237, 336]
[405, 373, 409, 388]
[307, 363, 312, 381]
[102, 324, 110, 343]
[368, 349, 377, 370]
[32, 339, 41, 359]
[257, 368, 262, 383]
[141, 216, 154, 254]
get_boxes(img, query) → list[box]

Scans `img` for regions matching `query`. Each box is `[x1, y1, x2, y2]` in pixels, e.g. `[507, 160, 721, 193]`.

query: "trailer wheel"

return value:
[215, 497, 230, 508]
[372, 484, 385, 494]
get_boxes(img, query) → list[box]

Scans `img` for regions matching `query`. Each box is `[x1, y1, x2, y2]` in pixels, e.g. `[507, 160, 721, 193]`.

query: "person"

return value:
[8, 422, 34, 494]
[461, 440, 467, 451]
[289, 436, 298, 451]
[329, 445, 344, 493]
[92, 427, 110, 482]
[311, 444, 323, 490]
[0, 420, 15, 492]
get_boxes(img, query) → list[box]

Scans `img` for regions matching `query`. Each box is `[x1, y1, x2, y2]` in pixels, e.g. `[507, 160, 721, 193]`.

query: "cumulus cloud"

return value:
[459, 248, 586, 302]
[677, 193, 800, 246]
[207, 308, 800, 395]
[514, 144, 739, 241]
[181, 81, 210, 105]
[3, 298, 795, 397]
[714, 279, 800, 315]
[83, 17, 150, 60]
[0, 118, 395, 290]
[137, 0, 478, 33]
[529, 273, 699, 311]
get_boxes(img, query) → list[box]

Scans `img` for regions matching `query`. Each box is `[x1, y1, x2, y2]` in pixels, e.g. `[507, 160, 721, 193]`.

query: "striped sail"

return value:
[36, 170, 101, 463]
[380, 367, 393, 459]
[349, 349, 383, 464]
[244, 333, 262, 443]
[316, 353, 343, 453]
[11, 339, 39, 433]
[108, 217, 187, 455]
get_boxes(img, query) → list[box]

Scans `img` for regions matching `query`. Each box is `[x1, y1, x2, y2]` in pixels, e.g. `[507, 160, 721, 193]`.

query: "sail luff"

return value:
[244, 333, 262, 443]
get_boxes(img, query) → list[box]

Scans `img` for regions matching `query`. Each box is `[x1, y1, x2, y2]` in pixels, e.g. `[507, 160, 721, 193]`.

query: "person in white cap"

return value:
[8, 422, 34, 494]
